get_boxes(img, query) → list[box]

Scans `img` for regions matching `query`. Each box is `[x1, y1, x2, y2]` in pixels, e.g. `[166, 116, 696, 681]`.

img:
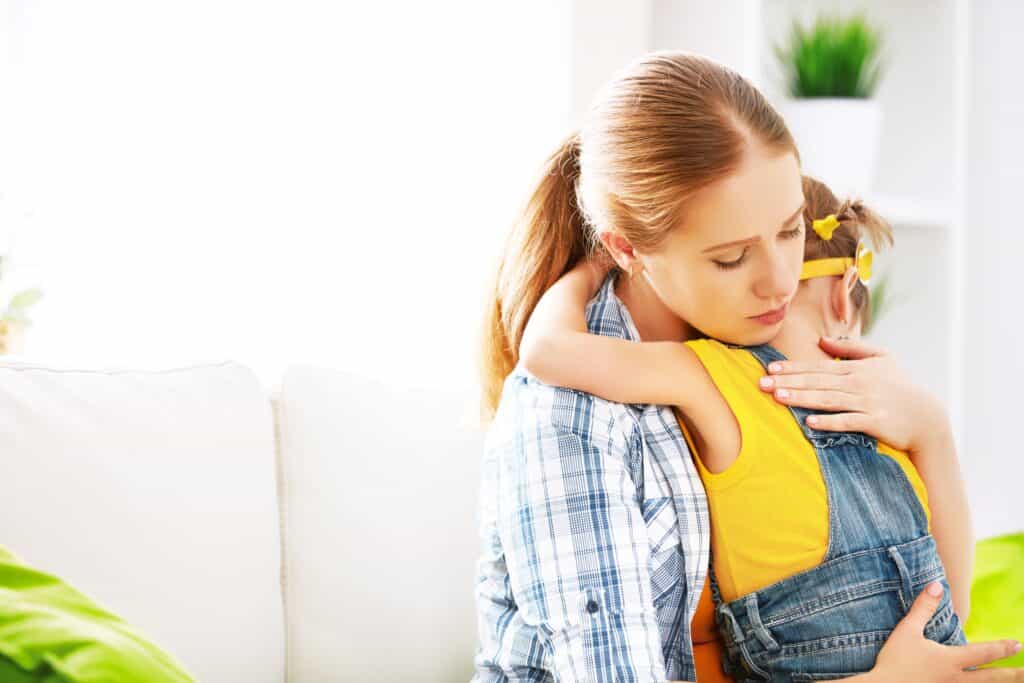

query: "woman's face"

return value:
[635, 146, 806, 346]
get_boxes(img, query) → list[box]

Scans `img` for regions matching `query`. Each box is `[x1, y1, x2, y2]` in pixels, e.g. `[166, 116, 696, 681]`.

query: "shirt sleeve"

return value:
[491, 375, 668, 682]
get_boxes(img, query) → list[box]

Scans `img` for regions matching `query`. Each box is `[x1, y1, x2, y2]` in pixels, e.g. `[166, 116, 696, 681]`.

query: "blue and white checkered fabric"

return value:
[473, 273, 710, 683]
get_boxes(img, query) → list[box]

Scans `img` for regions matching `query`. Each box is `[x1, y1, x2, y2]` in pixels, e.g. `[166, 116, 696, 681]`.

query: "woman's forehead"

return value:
[676, 150, 803, 247]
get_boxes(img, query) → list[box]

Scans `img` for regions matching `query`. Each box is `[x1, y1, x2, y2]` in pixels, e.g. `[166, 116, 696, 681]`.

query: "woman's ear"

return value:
[597, 231, 638, 272]
[830, 266, 859, 327]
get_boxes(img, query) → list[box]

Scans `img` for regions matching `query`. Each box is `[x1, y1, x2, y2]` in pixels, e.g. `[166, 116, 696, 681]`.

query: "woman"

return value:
[473, 51, 1022, 682]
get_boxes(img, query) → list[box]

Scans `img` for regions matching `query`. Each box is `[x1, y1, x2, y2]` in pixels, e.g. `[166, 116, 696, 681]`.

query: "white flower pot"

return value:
[780, 98, 882, 197]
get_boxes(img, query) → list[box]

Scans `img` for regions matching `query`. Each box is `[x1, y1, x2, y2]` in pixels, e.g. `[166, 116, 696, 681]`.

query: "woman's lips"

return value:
[750, 303, 788, 325]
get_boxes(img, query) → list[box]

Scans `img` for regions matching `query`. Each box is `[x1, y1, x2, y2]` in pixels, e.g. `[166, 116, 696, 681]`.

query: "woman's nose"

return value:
[754, 250, 794, 300]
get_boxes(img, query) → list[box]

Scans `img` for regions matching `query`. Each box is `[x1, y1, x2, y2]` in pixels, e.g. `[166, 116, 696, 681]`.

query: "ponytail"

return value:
[478, 131, 596, 424]
[836, 198, 894, 252]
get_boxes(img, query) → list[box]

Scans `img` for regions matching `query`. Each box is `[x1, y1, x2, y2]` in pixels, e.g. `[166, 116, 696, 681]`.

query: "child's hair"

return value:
[801, 175, 894, 330]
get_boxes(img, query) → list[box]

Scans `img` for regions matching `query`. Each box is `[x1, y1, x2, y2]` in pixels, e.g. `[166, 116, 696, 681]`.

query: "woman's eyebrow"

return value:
[701, 202, 807, 254]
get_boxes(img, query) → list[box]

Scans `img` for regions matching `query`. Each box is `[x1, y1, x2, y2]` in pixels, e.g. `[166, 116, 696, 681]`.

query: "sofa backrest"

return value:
[0, 359, 285, 682]
[273, 365, 483, 683]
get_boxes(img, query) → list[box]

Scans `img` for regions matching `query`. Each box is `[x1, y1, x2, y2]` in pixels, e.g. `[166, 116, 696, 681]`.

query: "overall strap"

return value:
[739, 343, 875, 451]
[740, 343, 928, 558]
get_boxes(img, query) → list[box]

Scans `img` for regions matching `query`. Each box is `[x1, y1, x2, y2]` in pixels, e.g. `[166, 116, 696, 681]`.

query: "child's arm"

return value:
[911, 423, 974, 622]
[519, 259, 704, 408]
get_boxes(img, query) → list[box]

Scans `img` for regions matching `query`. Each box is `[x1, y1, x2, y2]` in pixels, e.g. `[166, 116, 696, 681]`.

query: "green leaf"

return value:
[8, 288, 43, 310]
[775, 13, 885, 98]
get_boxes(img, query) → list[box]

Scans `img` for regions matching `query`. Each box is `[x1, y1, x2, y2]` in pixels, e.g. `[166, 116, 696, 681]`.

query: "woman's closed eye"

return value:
[781, 223, 803, 239]
[712, 224, 802, 270]
[713, 247, 748, 270]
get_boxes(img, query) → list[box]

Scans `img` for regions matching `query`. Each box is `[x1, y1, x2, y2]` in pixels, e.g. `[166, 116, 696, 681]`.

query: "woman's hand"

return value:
[757, 336, 947, 454]
[868, 581, 1024, 681]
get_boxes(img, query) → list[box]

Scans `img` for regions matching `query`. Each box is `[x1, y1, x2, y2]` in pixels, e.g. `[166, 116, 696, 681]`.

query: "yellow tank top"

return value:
[679, 339, 931, 604]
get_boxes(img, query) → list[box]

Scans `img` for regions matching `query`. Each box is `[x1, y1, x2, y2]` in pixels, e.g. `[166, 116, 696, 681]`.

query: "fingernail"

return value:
[806, 416, 818, 426]
[927, 582, 943, 597]
[759, 377, 773, 389]
[769, 362, 782, 373]
[1014, 641, 1022, 653]
[822, 336, 833, 342]
[776, 388, 789, 399]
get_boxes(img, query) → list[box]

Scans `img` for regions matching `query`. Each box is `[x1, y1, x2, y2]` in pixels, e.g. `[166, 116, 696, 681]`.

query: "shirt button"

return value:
[585, 599, 600, 614]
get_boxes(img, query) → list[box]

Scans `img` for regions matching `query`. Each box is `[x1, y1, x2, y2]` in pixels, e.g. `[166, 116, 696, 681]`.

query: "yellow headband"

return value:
[800, 240, 873, 285]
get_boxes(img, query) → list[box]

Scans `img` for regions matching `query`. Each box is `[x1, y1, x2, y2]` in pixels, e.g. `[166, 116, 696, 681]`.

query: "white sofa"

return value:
[0, 358, 484, 682]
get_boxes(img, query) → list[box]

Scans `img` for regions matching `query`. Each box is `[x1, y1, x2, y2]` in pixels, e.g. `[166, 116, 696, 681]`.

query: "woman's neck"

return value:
[614, 271, 694, 342]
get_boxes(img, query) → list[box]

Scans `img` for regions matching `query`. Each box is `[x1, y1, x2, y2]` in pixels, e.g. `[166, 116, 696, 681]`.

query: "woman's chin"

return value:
[712, 323, 778, 348]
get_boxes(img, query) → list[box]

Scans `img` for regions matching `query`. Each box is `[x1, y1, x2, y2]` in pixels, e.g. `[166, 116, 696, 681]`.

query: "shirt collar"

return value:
[586, 271, 643, 343]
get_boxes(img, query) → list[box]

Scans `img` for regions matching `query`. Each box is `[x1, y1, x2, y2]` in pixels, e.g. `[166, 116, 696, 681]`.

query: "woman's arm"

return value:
[520, 260, 705, 407]
[912, 420, 974, 622]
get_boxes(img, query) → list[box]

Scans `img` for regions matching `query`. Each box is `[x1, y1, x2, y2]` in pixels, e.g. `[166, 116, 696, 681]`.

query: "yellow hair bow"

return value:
[812, 214, 841, 241]
[800, 239, 873, 285]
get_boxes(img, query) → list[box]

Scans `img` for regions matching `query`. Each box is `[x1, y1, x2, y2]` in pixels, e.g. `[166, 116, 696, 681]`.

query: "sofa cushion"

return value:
[274, 366, 482, 683]
[0, 359, 285, 683]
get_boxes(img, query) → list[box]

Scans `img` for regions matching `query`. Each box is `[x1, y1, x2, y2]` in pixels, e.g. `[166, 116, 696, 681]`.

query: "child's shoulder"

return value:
[683, 338, 768, 379]
[683, 337, 749, 359]
[683, 337, 729, 352]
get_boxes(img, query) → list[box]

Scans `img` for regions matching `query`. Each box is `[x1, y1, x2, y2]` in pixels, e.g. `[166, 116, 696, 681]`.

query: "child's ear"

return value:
[830, 266, 859, 326]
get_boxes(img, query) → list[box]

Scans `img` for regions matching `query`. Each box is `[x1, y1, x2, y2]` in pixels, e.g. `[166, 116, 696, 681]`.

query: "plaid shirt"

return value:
[473, 273, 710, 683]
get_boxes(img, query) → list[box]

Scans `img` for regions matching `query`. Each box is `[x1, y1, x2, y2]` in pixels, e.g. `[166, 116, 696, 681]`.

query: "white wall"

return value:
[569, 0, 652, 126]
[650, 0, 762, 84]
[964, 0, 1024, 539]
[1, 1, 572, 398]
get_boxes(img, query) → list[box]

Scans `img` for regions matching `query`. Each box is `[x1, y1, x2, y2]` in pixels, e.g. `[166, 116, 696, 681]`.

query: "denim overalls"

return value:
[709, 344, 967, 681]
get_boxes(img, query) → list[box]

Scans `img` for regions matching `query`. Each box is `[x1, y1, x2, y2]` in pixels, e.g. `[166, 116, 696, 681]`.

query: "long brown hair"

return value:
[801, 175, 894, 330]
[479, 52, 798, 424]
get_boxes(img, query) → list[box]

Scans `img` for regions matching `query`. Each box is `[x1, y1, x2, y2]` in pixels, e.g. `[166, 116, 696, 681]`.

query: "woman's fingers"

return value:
[803, 412, 871, 433]
[956, 640, 1024, 670]
[894, 581, 946, 633]
[817, 335, 888, 360]
[759, 372, 849, 392]
[767, 387, 866, 413]
[765, 358, 855, 376]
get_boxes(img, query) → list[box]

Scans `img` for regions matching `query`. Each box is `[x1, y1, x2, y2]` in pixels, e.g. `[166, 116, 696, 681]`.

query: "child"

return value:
[519, 175, 972, 680]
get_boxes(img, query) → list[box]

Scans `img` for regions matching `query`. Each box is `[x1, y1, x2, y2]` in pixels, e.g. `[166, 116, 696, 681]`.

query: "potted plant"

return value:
[776, 13, 885, 197]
